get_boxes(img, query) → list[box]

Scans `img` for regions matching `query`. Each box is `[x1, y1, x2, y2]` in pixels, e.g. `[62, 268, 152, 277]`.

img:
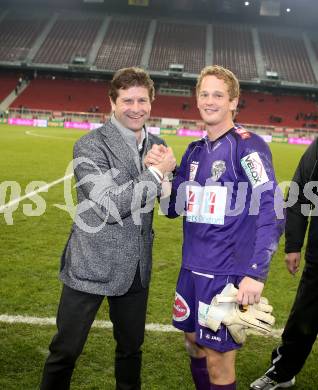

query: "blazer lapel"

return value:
[100, 121, 140, 178]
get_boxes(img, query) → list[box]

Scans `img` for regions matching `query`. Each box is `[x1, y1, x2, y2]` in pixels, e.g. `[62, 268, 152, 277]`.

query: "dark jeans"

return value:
[40, 268, 148, 390]
[274, 261, 318, 377]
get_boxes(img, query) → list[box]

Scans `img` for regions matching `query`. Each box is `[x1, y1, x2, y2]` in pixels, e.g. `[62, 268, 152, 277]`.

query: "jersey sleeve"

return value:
[239, 135, 285, 281]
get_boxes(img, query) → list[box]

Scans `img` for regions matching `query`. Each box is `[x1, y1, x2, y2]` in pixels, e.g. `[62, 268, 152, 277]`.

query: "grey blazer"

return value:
[60, 120, 165, 296]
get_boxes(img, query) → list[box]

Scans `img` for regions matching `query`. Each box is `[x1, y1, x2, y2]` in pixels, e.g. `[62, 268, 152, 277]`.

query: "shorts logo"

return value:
[211, 160, 226, 181]
[204, 332, 221, 342]
[241, 152, 269, 188]
[173, 292, 190, 322]
[189, 161, 199, 181]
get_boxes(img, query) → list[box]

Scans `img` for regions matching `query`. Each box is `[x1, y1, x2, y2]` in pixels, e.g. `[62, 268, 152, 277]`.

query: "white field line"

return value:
[0, 173, 74, 212]
[0, 314, 283, 338]
[25, 130, 77, 140]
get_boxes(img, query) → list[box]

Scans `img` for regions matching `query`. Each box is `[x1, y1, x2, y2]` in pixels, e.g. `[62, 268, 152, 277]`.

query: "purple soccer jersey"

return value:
[167, 126, 284, 281]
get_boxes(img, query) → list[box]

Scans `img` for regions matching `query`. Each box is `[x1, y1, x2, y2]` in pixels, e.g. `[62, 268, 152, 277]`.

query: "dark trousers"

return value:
[40, 269, 148, 390]
[274, 261, 318, 377]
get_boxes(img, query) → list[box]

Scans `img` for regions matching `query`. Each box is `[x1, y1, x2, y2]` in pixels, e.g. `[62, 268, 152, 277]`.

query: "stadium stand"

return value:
[237, 91, 318, 128]
[10, 78, 111, 113]
[94, 17, 149, 70]
[0, 6, 316, 131]
[259, 30, 316, 84]
[0, 74, 18, 101]
[213, 24, 258, 81]
[0, 12, 47, 62]
[148, 21, 206, 74]
[152, 94, 198, 121]
[152, 92, 317, 129]
[5, 74, 317, 130]
[33, 15, 102, 65]
[0, 8, 317, 89]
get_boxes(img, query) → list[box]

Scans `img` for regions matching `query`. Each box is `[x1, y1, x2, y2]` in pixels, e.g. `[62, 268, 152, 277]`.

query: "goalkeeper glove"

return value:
[206, 283, 275, 344]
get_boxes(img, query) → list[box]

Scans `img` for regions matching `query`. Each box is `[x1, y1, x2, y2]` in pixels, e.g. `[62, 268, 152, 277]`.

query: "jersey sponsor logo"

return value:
[188, 190, 224, 215]
[173, 292, 190, 322]
[235, 126, 251, 139]
[211, 160, 226, 181]
[203, 191, 216, 214]
[189, 161, 199, 181]
[186, 185, 227, 225]
[187, 190, 196, 212]
[241, 152, 269, 188]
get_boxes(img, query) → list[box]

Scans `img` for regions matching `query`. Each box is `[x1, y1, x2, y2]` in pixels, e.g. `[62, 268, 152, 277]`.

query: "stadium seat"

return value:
[33, 15, 102, 64]
[259, 31, 316, 84]
[148, 21, 206, 74]
[94, 17, 149, 70]
[10, 78, 111, 113]
[213, 24, 258, 81]
[0, 11, 47, 62]
[0, 74, 19, 101]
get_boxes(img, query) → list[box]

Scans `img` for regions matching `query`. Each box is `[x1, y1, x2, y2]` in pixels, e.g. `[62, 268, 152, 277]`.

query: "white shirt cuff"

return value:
[148, 166, 163, 183]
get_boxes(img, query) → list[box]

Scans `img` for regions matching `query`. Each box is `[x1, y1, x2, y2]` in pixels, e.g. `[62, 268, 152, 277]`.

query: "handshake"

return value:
[144, 144, 176, 178]
[206, 284, 275, 344]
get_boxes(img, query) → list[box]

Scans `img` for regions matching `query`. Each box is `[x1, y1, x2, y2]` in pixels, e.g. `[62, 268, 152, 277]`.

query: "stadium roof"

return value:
[1, 0, 318, 28]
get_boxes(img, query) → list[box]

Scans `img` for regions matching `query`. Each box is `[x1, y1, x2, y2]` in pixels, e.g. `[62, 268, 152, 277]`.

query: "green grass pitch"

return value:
[0, 124, 317, 389]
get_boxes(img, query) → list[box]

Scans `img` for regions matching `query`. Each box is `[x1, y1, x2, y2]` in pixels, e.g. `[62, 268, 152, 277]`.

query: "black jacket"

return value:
[285, 138, 318, 261]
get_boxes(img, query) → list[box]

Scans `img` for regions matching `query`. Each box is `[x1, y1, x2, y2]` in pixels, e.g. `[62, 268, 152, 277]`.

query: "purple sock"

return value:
[210, 382, 236, 390]
[190, 357, 210, 390]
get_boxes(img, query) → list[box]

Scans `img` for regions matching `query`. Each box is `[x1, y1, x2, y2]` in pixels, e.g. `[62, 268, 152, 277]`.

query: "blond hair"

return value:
[196, 65, 240, 101]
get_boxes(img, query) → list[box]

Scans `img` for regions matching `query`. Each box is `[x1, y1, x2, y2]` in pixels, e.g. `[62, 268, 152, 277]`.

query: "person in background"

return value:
[40, 67, 176, 390]
[147, 65, 283, 390]
[250, 137, 318, 390]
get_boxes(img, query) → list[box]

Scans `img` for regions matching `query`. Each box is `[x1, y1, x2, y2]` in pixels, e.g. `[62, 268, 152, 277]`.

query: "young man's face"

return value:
[197, 75, 238, 129]
[110, 86, 151, 132]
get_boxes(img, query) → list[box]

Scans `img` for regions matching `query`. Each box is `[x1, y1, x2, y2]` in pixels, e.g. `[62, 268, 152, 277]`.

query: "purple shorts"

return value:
[172, 268, 243, 352]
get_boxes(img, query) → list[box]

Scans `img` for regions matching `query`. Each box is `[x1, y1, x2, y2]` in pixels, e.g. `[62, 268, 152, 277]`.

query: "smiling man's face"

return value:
[110, 86, 151, 132]
[197, 75, 238, 131]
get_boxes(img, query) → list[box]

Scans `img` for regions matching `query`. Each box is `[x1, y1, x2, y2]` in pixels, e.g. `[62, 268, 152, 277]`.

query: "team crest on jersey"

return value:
[173, 292, 190, 322]
[189, 161, 199, 181]
[235, 127, 251, 139]
[211, 160, 226, 181]
[241, 152, 269, 188]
